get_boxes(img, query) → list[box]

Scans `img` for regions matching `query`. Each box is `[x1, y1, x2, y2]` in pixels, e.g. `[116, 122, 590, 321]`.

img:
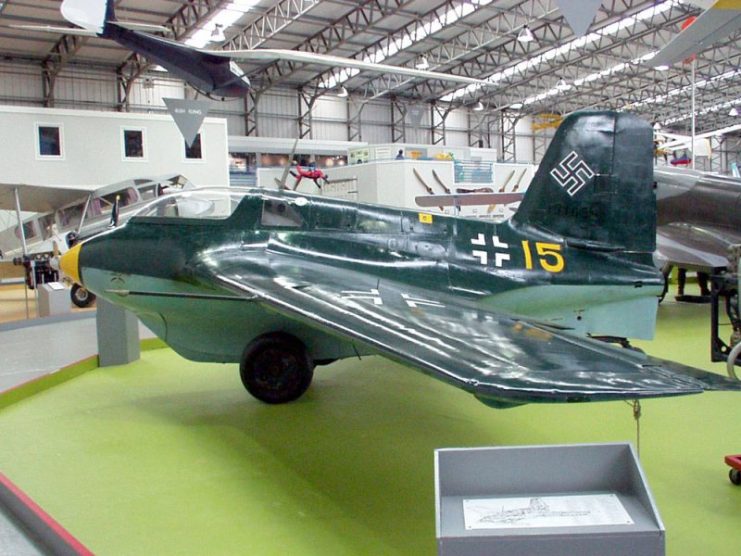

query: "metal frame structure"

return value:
[0, 0, 740, 148]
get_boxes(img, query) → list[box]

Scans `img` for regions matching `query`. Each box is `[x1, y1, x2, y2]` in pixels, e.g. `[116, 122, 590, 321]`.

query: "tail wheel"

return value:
[70, 283, 96, 308]
[240, 333, 313, 404]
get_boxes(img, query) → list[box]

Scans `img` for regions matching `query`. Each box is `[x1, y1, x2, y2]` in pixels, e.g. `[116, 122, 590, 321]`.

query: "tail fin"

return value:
[512, 111, 655, 256]
[61, 0, 115, 36]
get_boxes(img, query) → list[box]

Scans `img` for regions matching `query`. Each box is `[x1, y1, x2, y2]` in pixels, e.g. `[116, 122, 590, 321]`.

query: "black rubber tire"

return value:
[730, 468, 741, 486]
[70, 284, 96, 308]
[240, 333, 313, 404]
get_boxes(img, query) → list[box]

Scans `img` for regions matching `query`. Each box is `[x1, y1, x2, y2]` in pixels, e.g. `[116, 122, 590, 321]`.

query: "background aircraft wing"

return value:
[656, 223, 741, 271]
[9, 24, 98, 37]
[0, 183, 91, 213]
[415, 192, 524, 207]
[205, 257, 741, 407]
[203, 48, 489, 86]
[649, 0, 741, 67]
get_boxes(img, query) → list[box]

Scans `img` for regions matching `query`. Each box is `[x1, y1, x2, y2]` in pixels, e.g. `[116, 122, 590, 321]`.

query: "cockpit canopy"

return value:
[135, 189, 246, 220]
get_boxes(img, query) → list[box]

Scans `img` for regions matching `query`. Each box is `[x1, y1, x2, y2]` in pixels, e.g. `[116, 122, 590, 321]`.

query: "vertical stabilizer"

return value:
[61, 0, 114, 35]
[513, 111, 655, 256]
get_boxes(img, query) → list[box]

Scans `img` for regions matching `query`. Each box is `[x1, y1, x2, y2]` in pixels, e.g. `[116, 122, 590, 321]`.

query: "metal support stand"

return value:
[96, 298, 140, 367]
[627, 400, 642, 458]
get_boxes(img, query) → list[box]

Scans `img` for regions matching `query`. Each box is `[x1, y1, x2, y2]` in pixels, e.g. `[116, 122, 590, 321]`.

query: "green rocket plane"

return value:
[61, 111, 741, 408]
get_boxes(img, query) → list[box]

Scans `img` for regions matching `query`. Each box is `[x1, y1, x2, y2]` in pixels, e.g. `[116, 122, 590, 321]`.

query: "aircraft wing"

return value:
[8, 24, 98, 37]
[0, 183, 91, 213]
[206, 255, 741, 407]
[656, 223, 741, 271]
[415, 192, 524, 207]
[649, 0, 741, 67]
[203, 48, 489, 86]
[657, 124, 741, 152]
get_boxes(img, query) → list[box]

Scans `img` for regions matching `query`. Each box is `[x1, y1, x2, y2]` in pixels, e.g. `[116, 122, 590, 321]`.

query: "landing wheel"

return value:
[240, 333, 313, 404]
[729, 468, 741, 486]
[70, 284, 96, 308]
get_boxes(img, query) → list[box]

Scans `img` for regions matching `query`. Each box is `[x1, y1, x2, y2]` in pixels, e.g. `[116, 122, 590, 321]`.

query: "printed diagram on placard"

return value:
[462, 494, 634, 530]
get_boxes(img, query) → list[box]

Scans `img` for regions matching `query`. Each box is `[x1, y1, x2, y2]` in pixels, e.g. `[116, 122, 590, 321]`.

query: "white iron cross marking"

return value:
[470, 234, 510, 267]
[550, 151, 595, 196]
[341, 288, 383, 305]
[401, 293, 445, 309]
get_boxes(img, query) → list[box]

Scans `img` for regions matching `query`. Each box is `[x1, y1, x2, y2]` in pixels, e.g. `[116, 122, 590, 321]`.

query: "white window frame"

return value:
[121, 126, 148, 162]
[35, 122, 65, 160]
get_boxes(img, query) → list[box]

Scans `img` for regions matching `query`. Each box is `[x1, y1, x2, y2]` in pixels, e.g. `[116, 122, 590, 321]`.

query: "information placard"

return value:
[463, 493, 634, 530]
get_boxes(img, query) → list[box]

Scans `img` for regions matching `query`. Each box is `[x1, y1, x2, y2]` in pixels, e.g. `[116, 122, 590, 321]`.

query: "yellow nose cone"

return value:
[60, 243, 82, 284]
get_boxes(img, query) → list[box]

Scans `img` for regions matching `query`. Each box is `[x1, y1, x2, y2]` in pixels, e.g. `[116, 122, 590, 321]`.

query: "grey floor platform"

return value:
[0, 504, 43, 556]
[0, 311, 155, 392]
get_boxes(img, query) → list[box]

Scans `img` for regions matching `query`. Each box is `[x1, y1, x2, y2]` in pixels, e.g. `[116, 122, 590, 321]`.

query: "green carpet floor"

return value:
[0, 301, 740, 554]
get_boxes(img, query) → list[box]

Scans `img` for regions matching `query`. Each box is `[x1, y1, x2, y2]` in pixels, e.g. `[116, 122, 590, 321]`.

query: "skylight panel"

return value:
[441, 0, 681, 102]
[185, 0, 261, 48]
[320, 0, 494, 89]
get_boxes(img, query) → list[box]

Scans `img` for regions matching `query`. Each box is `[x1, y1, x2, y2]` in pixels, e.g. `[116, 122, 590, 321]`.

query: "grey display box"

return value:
[435, 443, 664, 556]
[37, 282, 71, 317]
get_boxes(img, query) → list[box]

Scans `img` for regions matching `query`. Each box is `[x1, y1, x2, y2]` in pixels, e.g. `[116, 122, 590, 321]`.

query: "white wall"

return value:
[257, 159, 456, 211]
[0, 105, 229, 187]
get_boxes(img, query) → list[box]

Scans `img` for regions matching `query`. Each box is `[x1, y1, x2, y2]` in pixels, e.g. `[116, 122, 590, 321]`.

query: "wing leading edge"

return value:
[207, 261, 741, 408]
[656, 223, 741, 271]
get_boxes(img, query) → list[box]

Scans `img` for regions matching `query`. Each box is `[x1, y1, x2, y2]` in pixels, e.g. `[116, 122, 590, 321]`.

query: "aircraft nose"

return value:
[60, 243, 82, 284]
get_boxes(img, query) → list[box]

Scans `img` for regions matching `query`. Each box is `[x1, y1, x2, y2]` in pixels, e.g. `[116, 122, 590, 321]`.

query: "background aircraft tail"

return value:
[512, 111, 655, 258]
[61, 0, 115, 36]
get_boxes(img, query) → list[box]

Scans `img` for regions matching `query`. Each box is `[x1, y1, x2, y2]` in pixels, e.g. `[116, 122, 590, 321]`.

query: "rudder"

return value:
[512, 111, 655, 257]
[61, 0, 115, 35]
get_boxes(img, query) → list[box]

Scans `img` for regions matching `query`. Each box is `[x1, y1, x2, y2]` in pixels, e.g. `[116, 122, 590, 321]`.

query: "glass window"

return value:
[15, 221, 37, 240]
[99, 188, 138, 211]
[38, 214, 57, 240]
[123, 129, 144, 158]
[185, 134, 202, 159]
[260, 199, 305, 228]
[38, 125, 62, 156]
[137, 190, 240, 220]
[57, 203, 85, 230]
[138, 184, 159, 201]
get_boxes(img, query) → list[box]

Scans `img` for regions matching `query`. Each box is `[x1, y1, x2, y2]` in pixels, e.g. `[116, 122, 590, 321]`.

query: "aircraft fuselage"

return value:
[74, 189, 663, 365]
[110, 25, 251, 98]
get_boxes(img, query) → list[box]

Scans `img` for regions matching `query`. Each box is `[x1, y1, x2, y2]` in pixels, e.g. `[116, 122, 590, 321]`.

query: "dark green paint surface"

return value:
[73, 112, 741, 406]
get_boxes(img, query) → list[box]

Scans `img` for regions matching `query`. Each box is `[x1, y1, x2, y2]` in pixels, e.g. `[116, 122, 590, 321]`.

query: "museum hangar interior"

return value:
[0, 0, 740, 554]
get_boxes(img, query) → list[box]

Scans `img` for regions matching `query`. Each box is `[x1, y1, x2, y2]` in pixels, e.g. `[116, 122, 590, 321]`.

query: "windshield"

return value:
[135, 189, 244, 220]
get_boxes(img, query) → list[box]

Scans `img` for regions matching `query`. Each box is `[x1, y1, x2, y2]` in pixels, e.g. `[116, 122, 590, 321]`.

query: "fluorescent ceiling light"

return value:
[472, 101, 484, 111]
[336, 86, 348, 98]
[730, 107, 739, 116]
[661, 95, 741, 125]
[185, 0, 261, 48]
[631, 68, 741, 112]
[322, 0, 494, 89]
[441, 0, 680, 102]
[655, 64, 670, 71]
[415, 56, 430, 70]
[517, 26, 535, 43]
[210, 24, 226, 43]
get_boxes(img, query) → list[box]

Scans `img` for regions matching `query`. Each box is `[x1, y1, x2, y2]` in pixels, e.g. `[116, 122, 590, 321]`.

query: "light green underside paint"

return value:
[489, 284, 663, 339]
[0, 301, 740, 555]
